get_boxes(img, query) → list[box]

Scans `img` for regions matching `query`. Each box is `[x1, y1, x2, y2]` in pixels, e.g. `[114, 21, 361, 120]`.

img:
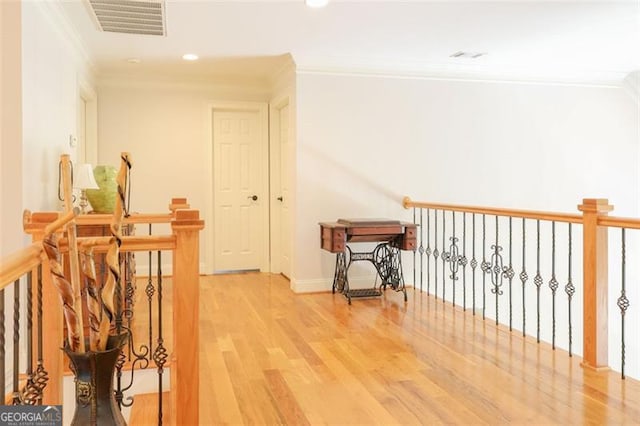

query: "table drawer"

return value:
[400, 224, 417, 250]
[320, 224, 347, 253]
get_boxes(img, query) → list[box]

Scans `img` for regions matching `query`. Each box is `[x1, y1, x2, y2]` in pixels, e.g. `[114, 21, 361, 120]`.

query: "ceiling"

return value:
[58, 0, 640, 86]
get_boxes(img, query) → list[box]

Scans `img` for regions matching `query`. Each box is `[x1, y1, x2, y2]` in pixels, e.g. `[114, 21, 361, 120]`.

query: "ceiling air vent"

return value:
[87, 0, 166, 36]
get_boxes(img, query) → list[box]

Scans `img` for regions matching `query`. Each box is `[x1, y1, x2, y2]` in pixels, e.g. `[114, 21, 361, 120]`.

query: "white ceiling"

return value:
[58, 0, 640, 85]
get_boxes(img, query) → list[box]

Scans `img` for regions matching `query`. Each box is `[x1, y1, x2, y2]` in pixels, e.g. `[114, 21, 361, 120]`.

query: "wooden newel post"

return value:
[578, 198, 613, 370]
[171, 209, 204, 425]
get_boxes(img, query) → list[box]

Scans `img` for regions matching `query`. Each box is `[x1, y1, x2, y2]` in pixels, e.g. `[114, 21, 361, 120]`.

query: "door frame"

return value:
[204, 101, 270, 273]
[269, 95, 291, 276]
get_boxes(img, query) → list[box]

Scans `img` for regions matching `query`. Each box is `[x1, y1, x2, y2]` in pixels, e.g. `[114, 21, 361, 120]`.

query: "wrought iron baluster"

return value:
[125, 249, 135, 331]
[115, 252, 124, 333]
[23, 271, 37, 404]
[443, 211, 462, 307]
[426, 209, 431, 295]
[481, 215, 489, 320]
[549, 222, 558, 350]
[115, 224, 157, 410]
[153, 251, 168, 424]
[494, 217, 499, 324]
[419, 208, 424, 292]
[433, 210, 439, 300]
[147, 224, 155, 357]
[35, 265, 48, 403]
[471, 214, 477, 315]
[618, 228, 630, 379]
[534, 220, 542, 343]
[452, 211, 456, 306]
[489, 216, 504, 326]
[461, 213, 468, 311]
[520, 218, 528, 337]
[442, 209, 446, 303]
[565, 224, 575, 357]
[13, 279, 21, 404]
[412, 207, 416, 290]
[118, 260, 152, 409]
[507, 218, 514, 331]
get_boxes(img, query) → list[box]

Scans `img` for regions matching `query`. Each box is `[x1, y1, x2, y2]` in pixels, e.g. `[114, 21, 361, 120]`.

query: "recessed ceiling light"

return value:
[450, 51, 487, 59]
[182, 53, 199, 61]
[126, 58, 141, 64]
[306, 0, 329, 8]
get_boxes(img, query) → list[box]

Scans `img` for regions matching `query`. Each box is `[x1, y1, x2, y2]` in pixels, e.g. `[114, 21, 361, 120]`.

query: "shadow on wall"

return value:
[300, 142, 405, 209]
[623, 71, 640, 102]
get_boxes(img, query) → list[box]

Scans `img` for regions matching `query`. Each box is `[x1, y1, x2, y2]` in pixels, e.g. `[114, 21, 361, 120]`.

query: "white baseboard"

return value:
[290, 278, 331, 293]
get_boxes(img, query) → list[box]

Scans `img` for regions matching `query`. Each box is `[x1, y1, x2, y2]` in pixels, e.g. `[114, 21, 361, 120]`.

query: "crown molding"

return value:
[32, 0, 96, 75]
[97, 73, 272, 97]
[294, 56, 629, 89]
[267, 54, 296, 91]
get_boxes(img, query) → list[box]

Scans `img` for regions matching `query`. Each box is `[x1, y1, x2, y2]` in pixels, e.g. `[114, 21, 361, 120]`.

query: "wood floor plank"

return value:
[132, 272, 640, 425]
[263, 369, 311, 426]
[128, 392, 170, 425]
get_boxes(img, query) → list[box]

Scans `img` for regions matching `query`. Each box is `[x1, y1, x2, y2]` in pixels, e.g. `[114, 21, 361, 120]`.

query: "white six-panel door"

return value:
[278, 104, 292, 278]
[211, 104, 269, 272]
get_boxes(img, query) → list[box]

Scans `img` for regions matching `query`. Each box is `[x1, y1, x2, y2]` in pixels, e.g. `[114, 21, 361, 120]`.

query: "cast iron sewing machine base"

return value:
[331, 243, 407, 305]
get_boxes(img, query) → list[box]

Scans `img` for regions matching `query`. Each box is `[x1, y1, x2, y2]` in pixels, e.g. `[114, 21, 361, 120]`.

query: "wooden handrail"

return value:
[24, 213, 173, 231]
[24, 198, 190, 235]
[43, 208, 79, 235]
[74, 213, 174, 225]
[402, 196, 583, 224]
[598, 216, 640, 230]
[1, 208, 79, 289]
[403, 196, 640, 230]
[0, 243, 43, 290]
[71, 235, 176, 252]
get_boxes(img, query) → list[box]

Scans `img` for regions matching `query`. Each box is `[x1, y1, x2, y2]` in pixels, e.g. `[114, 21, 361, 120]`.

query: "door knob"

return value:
[277, 196, 283, 201]
[248, 195, 258, 201]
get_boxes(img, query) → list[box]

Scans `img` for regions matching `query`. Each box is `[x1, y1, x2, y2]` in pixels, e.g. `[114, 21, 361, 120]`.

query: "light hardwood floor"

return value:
[130, 272, 640, 424]
[192, 272, 640, 425]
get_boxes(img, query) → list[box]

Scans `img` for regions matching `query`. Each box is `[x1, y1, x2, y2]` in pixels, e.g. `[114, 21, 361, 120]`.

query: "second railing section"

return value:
[404, 197, 639, 381]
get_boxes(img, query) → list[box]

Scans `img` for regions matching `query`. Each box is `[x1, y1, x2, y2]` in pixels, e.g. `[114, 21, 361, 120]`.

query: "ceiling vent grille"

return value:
[87, 0, 166, 36]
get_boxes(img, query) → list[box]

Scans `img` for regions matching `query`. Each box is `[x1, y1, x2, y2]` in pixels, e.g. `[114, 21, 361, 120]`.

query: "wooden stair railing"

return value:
[404, 196, 640, 376]
[0, 208, 80, 405]
[21, 197, 203, 424]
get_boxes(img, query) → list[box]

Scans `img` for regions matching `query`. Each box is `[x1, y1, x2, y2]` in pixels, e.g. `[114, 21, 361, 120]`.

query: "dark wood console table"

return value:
[319, 218, 416, 304]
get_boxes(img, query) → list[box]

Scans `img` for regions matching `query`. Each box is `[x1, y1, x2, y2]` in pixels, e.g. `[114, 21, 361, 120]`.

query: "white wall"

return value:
[97, 81, 269, 213]
[294, 71, 640, 377]
[21, 1, 93, 213]
[97, 80, 271, 272]
[1, 0, 93, 395]
[1, 0, 23, 257]
[2, 1, 91, 251]
[294, 72, 639, 288]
